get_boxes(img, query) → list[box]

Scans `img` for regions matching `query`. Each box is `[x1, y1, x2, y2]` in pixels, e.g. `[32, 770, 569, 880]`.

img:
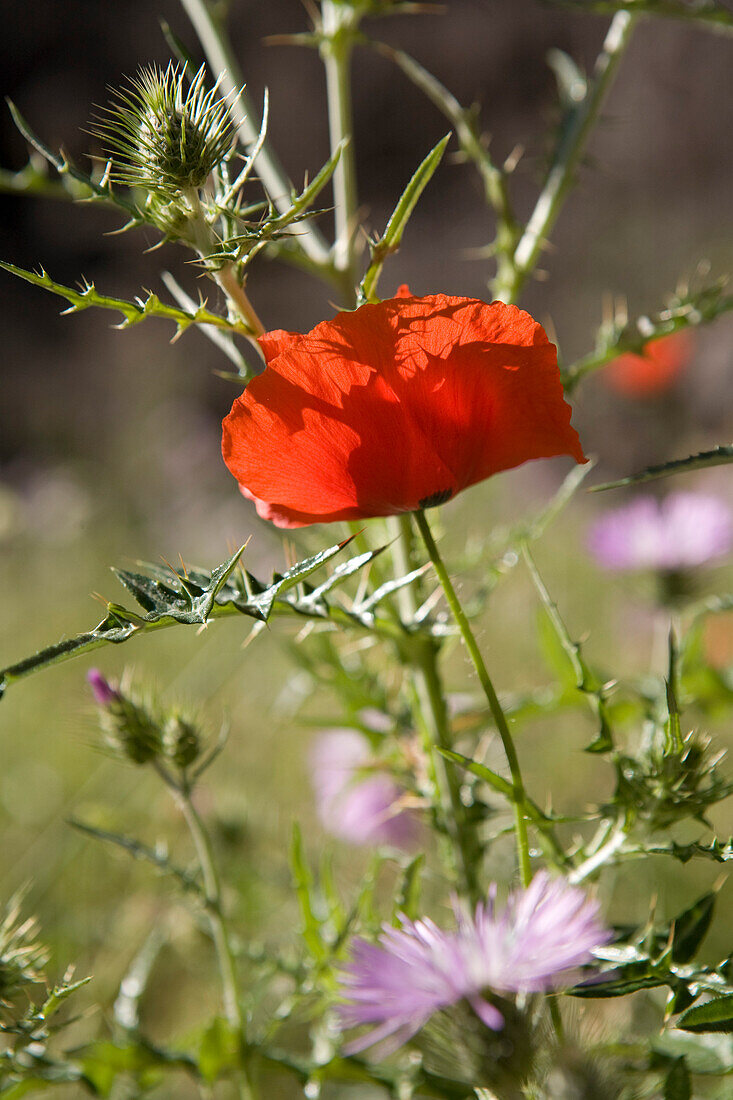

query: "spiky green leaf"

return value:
[0, 261, 241, 336]
[591, 445, 733, 491]
[360, 134, 450, 302]
[0, 538, 387, 697]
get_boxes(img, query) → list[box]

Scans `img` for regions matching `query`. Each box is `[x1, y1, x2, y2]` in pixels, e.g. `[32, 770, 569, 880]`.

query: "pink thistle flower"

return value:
[588, 492, 733, 572]
[310, 731, 420, 849]
[338, 872, 610, 1054]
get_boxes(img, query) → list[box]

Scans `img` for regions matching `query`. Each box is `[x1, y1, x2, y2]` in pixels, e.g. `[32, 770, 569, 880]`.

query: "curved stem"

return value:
[414, 509, 532, 887]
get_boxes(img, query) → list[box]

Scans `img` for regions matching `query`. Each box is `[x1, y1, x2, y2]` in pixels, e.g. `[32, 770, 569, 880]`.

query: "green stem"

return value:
[495, 10, 637, 303]
[179, 0, 330, 267]
[160, 768, 253, 1099]
[388, 516, 480, 902]
[216, 264, 266, 338]
[183, 187, 266, 349]
[320, 0, 360, 304]
[413, 509, 532, 887]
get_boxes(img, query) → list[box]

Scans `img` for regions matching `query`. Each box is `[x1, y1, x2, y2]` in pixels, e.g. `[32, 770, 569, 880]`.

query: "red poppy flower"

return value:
[603, 331, 692, 397]
[222, 289, 586, 528]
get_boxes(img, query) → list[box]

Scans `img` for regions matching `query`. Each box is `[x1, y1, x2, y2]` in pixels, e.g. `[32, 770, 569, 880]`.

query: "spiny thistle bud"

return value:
[614, 730, 730, 830]
[0, 896, 49, 1008]
[95, 63, 236, 198]
[88, 668, 162, 765]
[163, 714, 202, 771]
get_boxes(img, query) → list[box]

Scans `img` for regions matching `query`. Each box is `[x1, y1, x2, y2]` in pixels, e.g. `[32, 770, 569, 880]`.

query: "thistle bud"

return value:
[88, 669, 162, 765]
[163, 714, 201, 771]
[0, 896, 49, 1007]
[95, 63, 236, 199]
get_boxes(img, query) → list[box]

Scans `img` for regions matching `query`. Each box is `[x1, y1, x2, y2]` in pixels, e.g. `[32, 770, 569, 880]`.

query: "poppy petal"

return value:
[222, 293, 586, 527]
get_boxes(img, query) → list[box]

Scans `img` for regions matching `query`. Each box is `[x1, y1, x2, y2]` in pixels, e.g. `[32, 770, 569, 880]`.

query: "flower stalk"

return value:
[320, 0, 361, 304]
[182, 185, 265, 340]
[178, 0, 331, 267]
[495, 10, 637, 304]
[388, 516, 480, 902]
[156, 764, 253, 1099]
[414, 509, 533, 888]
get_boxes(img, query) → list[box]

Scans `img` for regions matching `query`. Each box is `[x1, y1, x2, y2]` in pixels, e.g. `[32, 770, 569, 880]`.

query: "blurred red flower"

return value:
[222, 289, 586, 528]
[603, 331, 692, 397]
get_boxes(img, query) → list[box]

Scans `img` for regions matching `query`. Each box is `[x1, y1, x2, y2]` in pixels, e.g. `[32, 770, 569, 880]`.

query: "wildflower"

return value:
[222, 291, 585, 527]
[603, 331, 691, 397]
[310, 731, 419, 849]
[338, 872, 609, 1053]
[588, 492, 733, 572]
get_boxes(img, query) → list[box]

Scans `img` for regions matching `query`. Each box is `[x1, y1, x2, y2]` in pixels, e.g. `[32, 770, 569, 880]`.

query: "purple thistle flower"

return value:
[310, 731, 420, 849]
[338, 872, 610, 1054]
[87, 668, 120, 706]
[588, 492, 733, 572]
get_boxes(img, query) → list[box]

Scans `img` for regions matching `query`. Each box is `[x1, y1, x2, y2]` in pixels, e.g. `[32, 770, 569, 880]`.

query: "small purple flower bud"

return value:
[87, 668, 119, 706]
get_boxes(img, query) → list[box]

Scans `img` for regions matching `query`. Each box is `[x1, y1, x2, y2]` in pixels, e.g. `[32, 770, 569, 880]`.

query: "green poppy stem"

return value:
[414, 508, 532, 888]
[388, 515, 480, 903]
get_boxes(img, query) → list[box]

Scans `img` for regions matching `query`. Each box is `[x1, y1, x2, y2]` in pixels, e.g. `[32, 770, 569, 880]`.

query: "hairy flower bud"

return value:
[88, 670, 162, 765]
[95, 63, 236, 199]
[163, 714, 201, 770]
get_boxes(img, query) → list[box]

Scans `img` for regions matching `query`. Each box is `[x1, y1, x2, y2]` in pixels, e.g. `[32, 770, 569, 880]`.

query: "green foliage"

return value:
[523, 544, 614, 752]
[573, 889, 732, 1011]
[0, 538, 404, 696]
[562, 277, 733, 392]
[4, 99, 141, 221]
[663, 1057, 691, 1100]
[677, 994, 733, 1033]
[0, 897, 49, 1008]
[359, 133, 450, 302]
[2, 0, 733, 1096]
[0, 900, 90, 1096]
[0, 261, 244, 336]
[591, 444, 733, 492]
[208, 139, 344, 269]
[198, 1017, 242, 1083]
[68, 820, 205, 900]
[543, 0, 733, 33]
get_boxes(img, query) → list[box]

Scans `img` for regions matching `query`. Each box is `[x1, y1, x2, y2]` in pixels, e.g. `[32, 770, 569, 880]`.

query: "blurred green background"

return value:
[1, 0, 732, 1090]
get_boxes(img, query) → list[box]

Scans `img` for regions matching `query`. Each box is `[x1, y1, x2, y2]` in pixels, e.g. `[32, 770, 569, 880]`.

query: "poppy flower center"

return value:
[419, 488, 454, 510]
